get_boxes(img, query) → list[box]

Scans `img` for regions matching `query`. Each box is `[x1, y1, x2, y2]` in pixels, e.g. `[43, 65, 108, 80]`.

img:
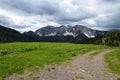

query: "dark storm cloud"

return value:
[56, 13, 96, 24]
[0, 0, 120, 31]
[0, 0, 60, 16]
[0, 16, 12, 26]
[100, 16, 120, 29]
[103, 0, 120, 2]
[93, 3, 120, 30]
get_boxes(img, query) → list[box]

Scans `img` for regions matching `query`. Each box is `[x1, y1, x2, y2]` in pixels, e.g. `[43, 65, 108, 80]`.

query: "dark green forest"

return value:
[0, 25, 34, 43]
[80, 30, 120, 46]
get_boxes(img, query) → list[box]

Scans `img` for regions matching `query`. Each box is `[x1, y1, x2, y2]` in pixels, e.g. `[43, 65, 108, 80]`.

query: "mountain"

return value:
[23, 31, 40, 41]
[80, 30, 120, 46]
[24, 25, 109, 42]
[35, 25, 96, 38]
[0, 24, 118, 44]
[0, 25, 35, 43]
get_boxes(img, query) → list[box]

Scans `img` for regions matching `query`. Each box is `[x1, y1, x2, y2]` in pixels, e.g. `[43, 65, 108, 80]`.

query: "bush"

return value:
[0, 50, 9, 56]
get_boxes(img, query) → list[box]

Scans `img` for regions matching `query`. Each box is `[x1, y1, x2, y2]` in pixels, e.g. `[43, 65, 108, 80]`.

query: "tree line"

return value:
[80, 30, 120, 46]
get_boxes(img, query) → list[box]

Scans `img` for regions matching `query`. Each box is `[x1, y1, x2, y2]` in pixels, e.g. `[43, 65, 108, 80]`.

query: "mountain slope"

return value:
[35, 25, 98, 38]
[0, 25, 34, 43]
[80, 30, 120, 46]
[24, 25, 108, 42]
[105, 30, 120, 46]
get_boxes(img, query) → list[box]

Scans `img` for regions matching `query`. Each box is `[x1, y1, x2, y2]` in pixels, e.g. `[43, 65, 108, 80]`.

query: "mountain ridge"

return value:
[0, 24, 115, 43]
[0, 25, 35, 43]
[24, 25, 110, 42]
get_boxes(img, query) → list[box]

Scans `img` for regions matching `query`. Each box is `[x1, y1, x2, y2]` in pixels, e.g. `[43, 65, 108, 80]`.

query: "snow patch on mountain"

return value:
[84, 33, 95, 38]
[63, 31, 74, 36]
[45, 32, 56, 36]
[36, 32, 42, 37]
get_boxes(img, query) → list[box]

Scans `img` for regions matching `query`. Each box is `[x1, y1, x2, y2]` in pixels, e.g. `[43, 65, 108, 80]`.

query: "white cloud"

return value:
[0, 0, 120, 32]
[0, 8, 60, 32]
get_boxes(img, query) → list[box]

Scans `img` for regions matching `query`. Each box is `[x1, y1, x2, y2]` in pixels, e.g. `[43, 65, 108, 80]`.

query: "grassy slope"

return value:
[0, 42, 105, 78]
[105, 49, 120, 74]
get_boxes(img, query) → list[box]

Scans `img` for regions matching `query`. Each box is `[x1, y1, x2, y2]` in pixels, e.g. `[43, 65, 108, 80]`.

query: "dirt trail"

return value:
[6, 49, 120, 80]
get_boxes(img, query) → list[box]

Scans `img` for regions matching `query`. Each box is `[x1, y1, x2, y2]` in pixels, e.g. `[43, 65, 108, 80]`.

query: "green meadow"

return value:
[105, 49, 120, 74]
[0, 42, 119, 79]
[0, 42, 104, 78]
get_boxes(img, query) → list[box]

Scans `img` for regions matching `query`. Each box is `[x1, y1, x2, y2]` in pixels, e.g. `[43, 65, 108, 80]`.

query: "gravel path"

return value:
[6, 49, 120, 80]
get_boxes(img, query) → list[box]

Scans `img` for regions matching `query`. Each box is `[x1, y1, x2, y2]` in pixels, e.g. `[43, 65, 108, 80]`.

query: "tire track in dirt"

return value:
[6, 49, 120, 80]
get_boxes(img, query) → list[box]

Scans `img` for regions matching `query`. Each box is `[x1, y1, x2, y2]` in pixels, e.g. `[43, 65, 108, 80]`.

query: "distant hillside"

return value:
[24, 25, 109, 42]
[0, 25, 35, 43]
[105, 30, 120, 46]
[80, 30, 120, 46]
[0, 25, 118, 44]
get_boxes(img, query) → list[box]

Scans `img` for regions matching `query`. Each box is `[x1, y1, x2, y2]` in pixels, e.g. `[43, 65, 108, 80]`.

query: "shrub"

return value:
[0, 50, 9, 56]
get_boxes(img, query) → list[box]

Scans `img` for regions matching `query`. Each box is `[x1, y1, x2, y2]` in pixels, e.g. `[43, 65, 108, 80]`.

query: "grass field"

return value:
[105, 49, 120, 74]
[0, 42, 106, 79]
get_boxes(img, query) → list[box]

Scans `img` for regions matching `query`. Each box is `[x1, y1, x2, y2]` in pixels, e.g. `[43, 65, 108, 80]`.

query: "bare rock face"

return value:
[24, 25, 109, 42]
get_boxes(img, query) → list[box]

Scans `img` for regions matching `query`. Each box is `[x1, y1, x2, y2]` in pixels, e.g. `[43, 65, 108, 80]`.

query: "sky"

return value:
[0, 0, 120, 32]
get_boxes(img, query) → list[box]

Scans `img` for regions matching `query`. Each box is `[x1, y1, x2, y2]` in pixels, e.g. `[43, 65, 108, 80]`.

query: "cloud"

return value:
[0, 0, 60, 16]
[0, 16, 12, 26]
[0, 0, 120, 32]
[103, 0, 120, 2]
